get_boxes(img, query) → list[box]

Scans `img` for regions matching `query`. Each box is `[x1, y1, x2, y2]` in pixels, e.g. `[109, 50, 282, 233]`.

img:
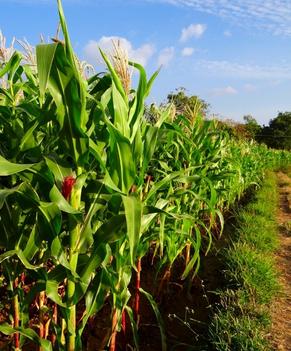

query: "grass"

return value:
[226, 243, 279, 304]
[210, 307, 271, 351]
[209, 171, 280, 350]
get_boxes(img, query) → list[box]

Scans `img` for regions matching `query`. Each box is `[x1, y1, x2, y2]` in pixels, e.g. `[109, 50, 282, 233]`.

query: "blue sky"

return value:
[2, 0, 291, 124]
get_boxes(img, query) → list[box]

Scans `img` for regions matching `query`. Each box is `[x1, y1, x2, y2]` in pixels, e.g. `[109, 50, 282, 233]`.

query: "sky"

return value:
[1, 0, 291, 125]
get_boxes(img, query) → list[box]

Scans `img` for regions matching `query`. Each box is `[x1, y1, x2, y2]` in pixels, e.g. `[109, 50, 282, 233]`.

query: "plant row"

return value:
[0, 1, 291, 350]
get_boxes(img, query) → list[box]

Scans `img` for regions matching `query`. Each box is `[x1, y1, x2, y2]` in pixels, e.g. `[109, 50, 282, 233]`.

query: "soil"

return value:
[85, 238, 228, 351]
[270, 172, 291, 351]
[136, 240, 227, 351]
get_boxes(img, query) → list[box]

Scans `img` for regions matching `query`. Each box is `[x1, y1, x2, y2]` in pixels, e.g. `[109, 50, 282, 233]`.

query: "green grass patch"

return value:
[226, 242, 279, 305]
[210, 307, 271, 351]
[209, 171, 280, 350]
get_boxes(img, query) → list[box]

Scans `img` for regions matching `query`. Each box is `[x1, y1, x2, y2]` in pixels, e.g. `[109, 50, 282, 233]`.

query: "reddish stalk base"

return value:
[134, 258, 142, 325]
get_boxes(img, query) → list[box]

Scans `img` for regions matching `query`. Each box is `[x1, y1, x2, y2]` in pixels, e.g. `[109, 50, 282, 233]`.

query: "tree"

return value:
[215, 118, 253, 140]
[243, 115, 262, 140]
[167, 87, 209, 124]
[260, 112, 291, 150]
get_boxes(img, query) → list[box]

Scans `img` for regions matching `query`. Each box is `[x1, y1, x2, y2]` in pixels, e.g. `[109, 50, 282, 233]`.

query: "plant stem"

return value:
[13, 278, 20, 351]
[61, 318, 66, 347]
[185, 242, 191, 268]
[110, 309, 118, 351]
[121, 309, 127, 349]
[135, 257, 142, 325]
[67, 260, 78, 350]
[39, 291, 46, 351]
[67, 178, 82, 351]
[157, 265, 171, 298]
[50, 303, 58, 345]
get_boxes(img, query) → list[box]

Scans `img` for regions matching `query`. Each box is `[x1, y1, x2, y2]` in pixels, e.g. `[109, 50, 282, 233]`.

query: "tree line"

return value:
[165, 88, 291, 151]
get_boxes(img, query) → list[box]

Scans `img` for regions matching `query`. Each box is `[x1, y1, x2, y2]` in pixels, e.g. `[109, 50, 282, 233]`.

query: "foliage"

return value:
[243, 115, 262, 140]
[215, 117, 261, 141]
[210, 298, 271, 351]
[0, 2, 290, 350]
[166, 87, 209, 124]
[259, 112, 291, 150]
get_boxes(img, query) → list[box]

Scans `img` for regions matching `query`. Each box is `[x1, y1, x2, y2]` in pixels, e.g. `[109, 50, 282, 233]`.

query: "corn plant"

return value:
[0, 1, 175, 350]
[0, 1, 291, 351]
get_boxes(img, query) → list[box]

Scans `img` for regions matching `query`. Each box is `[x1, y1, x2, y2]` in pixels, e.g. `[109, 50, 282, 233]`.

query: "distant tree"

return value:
[215, 118, 251, 140]
[259, 112, 291, 150]
[167, 87, 209, 125]
[144, 103, 159, 124]
[243, 115, 262, 140]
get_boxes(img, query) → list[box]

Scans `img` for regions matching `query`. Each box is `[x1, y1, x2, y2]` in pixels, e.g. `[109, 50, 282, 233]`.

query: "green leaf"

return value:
[107, 124, 135, 193]
[0, 155, 34, 176]
[0, 250, 18, 264]
[141, 199, 169, 233]
[80, 243, 107, 286]
[0, 249, 41, 270]
[46, 278, 67, 308]
[77, 270, 109, 338]
[181, 227, 202, 280]
[88, 139, 123, 193]
[141, 125, 159, 178]
[139, 288, 166, 351]
[145, 168, 195, 202]
[111, 83, 130, 138]
[122, 195, 142, 266]
[36, 43, 58, 103]
[38, 201, 62, 237]
[19, 120, 39, 152]
[0, 51, 22, 80]
[49, 185, 82, 216]
[145, 67, 161, 98]
[95, 214, 126, 244]
[44, 156, 72, 187]
[0, 324, 52, 350]
[124, 306, 139, 350]
[22, 225, 39, 261]
[128, 61, 147, 135]
[51, 237, 76, 275]
[0, 187, 18, 209]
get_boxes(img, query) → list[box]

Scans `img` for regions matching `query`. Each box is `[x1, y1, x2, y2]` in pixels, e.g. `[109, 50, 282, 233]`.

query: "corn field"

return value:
[0, 1, 290, 350]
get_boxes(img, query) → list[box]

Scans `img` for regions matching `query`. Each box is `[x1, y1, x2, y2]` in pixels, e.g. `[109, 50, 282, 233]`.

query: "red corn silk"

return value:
[61, 176, 76, 200]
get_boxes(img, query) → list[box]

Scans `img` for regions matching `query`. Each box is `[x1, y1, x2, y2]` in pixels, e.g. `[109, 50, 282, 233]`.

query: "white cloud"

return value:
[197, 60, 291, 80]
[223, 30, 232, 37]
[157, 0, 291, 36]
[269, 80, 282, 87]
[180, 24, 206, 42]
[157, 47, 175, 67]
[181, 47, 195, 56]
[244, 83, 257, 92]
[83, 36, 155, 66]
[211, 86, 238, 96]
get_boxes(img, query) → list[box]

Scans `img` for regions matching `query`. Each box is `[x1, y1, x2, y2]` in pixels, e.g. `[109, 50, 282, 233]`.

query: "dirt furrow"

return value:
[270, 172, 291, 351]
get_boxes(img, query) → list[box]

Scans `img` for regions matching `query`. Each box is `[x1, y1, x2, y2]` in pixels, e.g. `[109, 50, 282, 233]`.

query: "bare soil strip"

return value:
[270, 172, 291, 351]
